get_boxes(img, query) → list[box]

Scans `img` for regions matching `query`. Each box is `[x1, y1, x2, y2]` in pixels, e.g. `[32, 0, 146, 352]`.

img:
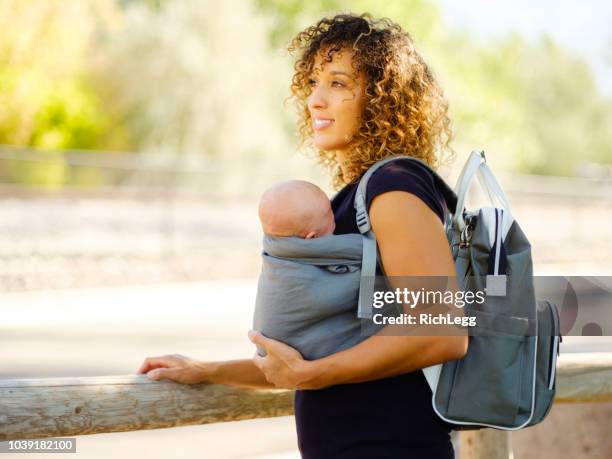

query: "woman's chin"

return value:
[313, 138, 346, 152]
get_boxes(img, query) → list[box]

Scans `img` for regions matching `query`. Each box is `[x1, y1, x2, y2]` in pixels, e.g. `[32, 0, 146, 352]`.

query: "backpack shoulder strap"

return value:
[353, 155, 457, 234]
[353, 155, 456, 319]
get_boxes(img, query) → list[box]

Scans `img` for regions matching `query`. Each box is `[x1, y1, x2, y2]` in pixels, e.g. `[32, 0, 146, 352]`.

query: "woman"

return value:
[138, 13, 467, 458]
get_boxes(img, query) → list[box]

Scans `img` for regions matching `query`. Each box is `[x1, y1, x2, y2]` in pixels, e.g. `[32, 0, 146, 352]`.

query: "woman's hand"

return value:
[248, 330, 319, 390]
[137, 354, 210, 384]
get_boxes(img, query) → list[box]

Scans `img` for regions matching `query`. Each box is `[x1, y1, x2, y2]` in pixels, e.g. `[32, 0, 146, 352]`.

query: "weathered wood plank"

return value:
[459, 429, 510, 459]
[0, 376, 293, 441]
[555, 352, 612, 403]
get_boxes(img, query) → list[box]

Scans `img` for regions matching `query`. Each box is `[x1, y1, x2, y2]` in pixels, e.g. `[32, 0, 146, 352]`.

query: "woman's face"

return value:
[307, 47, 366, 153]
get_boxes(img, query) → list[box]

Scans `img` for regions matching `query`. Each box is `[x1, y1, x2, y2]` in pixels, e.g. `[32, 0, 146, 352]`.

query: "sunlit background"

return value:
[1, 1, 611, 458]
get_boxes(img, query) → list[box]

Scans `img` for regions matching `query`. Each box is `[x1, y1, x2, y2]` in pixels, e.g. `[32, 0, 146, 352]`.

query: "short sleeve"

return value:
[365, 158, 446, 223]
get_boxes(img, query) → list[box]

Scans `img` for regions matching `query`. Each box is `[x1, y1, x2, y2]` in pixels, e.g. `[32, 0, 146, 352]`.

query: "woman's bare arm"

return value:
[252, 191, 468, 390]
[206, 358, 275, 388]
[137, 354, 275, 389]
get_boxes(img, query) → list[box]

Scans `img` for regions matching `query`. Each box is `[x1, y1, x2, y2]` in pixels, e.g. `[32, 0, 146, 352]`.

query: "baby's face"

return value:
[305, 201, 335, 239]
[259, 181, 336, 238]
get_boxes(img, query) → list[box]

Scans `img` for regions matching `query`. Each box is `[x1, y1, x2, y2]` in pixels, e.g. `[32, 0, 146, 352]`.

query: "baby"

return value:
[258, 180, 335, 238]
[254, 180, 366, 361]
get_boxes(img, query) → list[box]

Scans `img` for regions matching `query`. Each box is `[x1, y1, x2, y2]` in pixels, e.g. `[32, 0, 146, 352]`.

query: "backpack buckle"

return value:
[355, 201, 371, 234]
[459, 224, 473, 248]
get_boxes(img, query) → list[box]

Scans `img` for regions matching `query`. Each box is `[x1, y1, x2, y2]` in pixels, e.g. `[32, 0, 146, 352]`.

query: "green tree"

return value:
[90, 0, 292, 160]
[0, 0, 129, 151]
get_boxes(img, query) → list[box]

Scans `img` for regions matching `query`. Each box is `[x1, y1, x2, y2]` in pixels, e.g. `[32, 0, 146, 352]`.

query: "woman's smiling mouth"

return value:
[313, 118, 334, 130]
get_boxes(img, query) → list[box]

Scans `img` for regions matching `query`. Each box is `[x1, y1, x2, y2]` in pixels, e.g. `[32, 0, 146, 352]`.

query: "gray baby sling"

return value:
[253, 233, 375, 360]
[253, 155, 449, 360]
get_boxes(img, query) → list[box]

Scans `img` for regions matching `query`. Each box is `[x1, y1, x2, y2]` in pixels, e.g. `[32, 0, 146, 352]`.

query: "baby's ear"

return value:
[305, 231, 317, 239]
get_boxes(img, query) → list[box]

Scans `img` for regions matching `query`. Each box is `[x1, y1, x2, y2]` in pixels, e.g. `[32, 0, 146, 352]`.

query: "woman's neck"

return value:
[334, 150, 350, 181]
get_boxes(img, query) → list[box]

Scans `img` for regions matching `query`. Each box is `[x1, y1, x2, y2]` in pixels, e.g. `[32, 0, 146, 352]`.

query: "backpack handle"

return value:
[453, 150, 512, 231]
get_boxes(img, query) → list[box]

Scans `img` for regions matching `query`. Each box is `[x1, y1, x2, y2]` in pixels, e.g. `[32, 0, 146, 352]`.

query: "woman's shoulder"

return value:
[365, 158, 447, 223]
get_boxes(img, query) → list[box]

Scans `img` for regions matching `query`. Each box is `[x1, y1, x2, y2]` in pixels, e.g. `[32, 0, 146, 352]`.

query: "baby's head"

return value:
[258, 180, 335, 239]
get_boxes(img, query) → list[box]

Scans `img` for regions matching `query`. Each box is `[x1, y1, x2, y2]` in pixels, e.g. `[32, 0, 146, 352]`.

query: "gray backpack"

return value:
[354, 151, 561, 430]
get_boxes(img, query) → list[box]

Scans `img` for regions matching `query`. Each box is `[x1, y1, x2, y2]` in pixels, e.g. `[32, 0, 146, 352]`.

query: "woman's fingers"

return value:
[252, 353, 265, 373]
[136, 355, 178, 374]
[253, 353, 277, 386]
[248, 330, 266, 348]
[136, 354, 206, 384]
[147, 367, 176, 381]
[249, 330, 310, 389]
[249, 330, 284, 355]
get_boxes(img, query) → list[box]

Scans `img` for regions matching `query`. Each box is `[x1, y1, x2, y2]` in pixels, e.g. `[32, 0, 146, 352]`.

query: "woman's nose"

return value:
[307, 85, 328, 110]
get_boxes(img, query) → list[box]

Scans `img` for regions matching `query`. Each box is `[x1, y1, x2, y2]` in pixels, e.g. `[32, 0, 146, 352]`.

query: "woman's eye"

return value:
[307, 79, 344, 88]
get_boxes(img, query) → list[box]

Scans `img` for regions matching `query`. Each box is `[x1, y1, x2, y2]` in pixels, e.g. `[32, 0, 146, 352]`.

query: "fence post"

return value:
[459, 430, 510, 459]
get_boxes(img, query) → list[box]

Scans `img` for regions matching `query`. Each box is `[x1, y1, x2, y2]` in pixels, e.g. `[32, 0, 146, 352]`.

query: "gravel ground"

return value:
[0, 194, 264, 291]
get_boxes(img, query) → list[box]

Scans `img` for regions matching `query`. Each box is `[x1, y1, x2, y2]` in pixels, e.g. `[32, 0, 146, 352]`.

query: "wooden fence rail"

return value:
[1, 353, 611, 458]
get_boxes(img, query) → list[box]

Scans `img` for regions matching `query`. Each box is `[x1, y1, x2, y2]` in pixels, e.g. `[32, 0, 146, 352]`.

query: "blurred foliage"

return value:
[0, 0, 130, 151]
[255, 0, 445, 50]
[89, 0, 292, 160]
[119, 0, 167, 10]
[0, 0, 610, 187]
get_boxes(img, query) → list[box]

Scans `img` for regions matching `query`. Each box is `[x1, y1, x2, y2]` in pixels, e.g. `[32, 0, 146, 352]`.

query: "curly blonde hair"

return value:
[287, 13, 455, 189]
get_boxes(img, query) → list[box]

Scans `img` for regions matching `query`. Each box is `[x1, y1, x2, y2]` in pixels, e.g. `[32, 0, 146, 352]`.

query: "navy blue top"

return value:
[294, 158, 455, 458]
